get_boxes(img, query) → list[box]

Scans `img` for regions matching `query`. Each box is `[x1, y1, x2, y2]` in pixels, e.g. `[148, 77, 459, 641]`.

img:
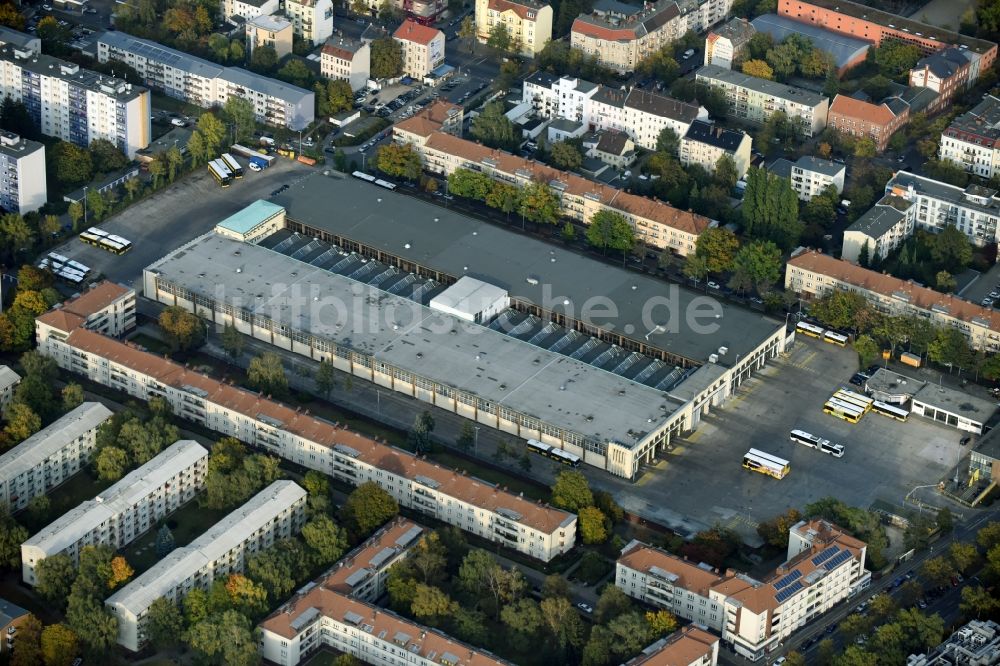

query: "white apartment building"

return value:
[696, 65, 830, 136]
[909, 620, 1000, 666]
[97, 32, 315, 130]
[0, 47, 150, 159]
[790, 155, 845, 200]
[618, 519, 869, 661]
[34, 296, 579, 562]
[841, 195, 913, 264]
[680, 120, 752, 177]
[35, 280, 136, 341]
[786, 248, 1000, 352]
[939, 95, 1000, 179]
[0, 130, 45, 214]
[523, 72, 708, 151]
[321, 37, 371, 92]
[246, 14, 294, 59]
[674, 0, 732, 34]
[704, 17, 755, 69]
[0, 26, 41, 55]
[394, 20, 445, 79]
[220, 0, 278, 22]
[260, 590, 512, 666]
[886, 170, 1000, 246]
[0, 403, 113, 513]
[570, 0, 680, 75]
[0, 366, 20, 415]
[285, 0, 334, 45]
[106, 480, 307, 651]
[319, 518, 424, 603]
[474, 0, 552, 58]
[21, 440, 209, 585]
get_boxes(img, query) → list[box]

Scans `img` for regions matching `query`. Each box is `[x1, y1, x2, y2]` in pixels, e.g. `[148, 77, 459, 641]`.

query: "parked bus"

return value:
[797, 321, 825, 338]
[87, 227, 110, 238]
[526, 439, 581, 467]
[221, 153, 244, 179]
[827, 396, 865, 416]
[824, 330, 849, 346]
[79, 230, 103, 246]
[352, 170, 376, 183]
[743, 448, 790, 480]
[208, 160, 232, 187]
[819, 441, 846, 458]
[833, 389, 873, 413]
[824, 399, 863, 424]
[98, 236, 132, 255]
[872, 400, 910, 422]
[790, 429, 827, 449]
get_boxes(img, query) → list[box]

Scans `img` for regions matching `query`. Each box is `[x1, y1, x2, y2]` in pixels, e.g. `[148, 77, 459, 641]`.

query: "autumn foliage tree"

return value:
[742, 59, 774, 80]
[158, 305, 206, 352]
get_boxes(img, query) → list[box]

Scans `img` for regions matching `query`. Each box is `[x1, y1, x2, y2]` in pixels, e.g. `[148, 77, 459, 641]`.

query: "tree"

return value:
[578, 506, 609, 544]
[0, 512, 25, 569]
[376, 142, 423, 181]
[486, 22, 513, 53]
[407, 410, 436, 453]
[961, 585, 1000, 618]
[696, 227, 740, 274]
[656, 127, 680, 154]
[683, 254, 710, 282]
[250, 44, 278, 72]
[518, 181, 561, 225]
[921, 556, 957, 588]
[928, 327, 973, 369]
[221, 322, 245, 362]
[109, 556, 134, 589]
[411, 583, 458, 621]
[838, 613, 871, 643]
[586, 210, 634, 258]
[185, 610, 260, 666]
[48, 142, 93, 186]
[742, 58, 774, 79]
[714, 155, 740, 190]
[302, 515, 348, 565]
[456, 421, 476, 452]
[853, 334, 880, 367]
[89, 138, 128, 174]
[742, 167, 801, 250]
[978, 522, 1000, 550]
[501, 598, 544, 649]
[594, 584, 631, 623]
[145, 598, 183, 650]
[371, 37, 403, 78]
[4, 402, 41, 443]
[646, 609, 678, 636]
[41, 624, 79, 666]
[277, 59, 313, 88]
[58, 382, 84, 412]
[159, 305, 207, 352]
[35, 553, 75, 608]
[874, 40, 921, 76]
[341, 481, 399, 537]
[197, 112, 227, 158]
[10, 614, 42, 666]
[247, 352, 289, 397]
[540, 596, 585, 650]
[551, 140, 583, 170]
[221, 96, 256, 145]
[756, 508, 803, 548]
[66, 594, 118, 657]
[932, 225, 973, 272]
[949, 541, 978, 574]
[470, 102, 518, 151]
[155, 524, 176, 558]
[607, 612, 656, 657]
[582, 625, 613, 666]
[322, 80, 354, 116]
[224, 573, 269, 616]
[853, 137, 877, 158]
[730, 240, 783, 293]
[551, 470, 594, 512]
[95, 446, 128, 481]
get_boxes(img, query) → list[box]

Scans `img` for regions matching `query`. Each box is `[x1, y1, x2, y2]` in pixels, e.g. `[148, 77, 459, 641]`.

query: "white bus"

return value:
[833, 389, 873, 412]
[526, 439, 581, 466]
[66, 259, 90, 275]
[819, 441, 846, 458]
[79, 230, 103, 246]
[790, 429, 827, 449]
[824, 399, 863, 424]
[221, 153, 244, 178]
[87, 227, 110, 238]
[797, 321, 825, 338]
[824, 330, 849, 346]
[872, 400, 910, 422]
[208, 160, 232, 187]
[743, 448, 790, 479]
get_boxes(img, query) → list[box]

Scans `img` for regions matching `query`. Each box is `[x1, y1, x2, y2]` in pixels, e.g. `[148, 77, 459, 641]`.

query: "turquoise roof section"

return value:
[216, 200, 285, 235]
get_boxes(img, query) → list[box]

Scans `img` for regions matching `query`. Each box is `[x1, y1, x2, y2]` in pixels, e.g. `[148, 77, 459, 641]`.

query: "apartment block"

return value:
[321, 36, 371, 92]
[392, 100, 463, 144]
[21, 440, 209, 585]
[679, 120, 752, 177]
[474, 0, 552, 58]
[704, 17, 755, 69]
[695, 65, 829, 136]
[828, 94, 909, 152]
[0, 599, 29, 656]
[786, 248, 1000, 351]
[0, 366, 19, 415]
[34, 301, 578, 562]
[395, 121, 711, 254]
[625, 627, 720, 666]
[394, 20, 445, 79]
[617, 519, 869, 661]
[909, 620, 1000, 665]
[909, 47, 971, 113]
[285, 0, 334, 45]
[783, 155, 845, 200]
[106, 480, 307, 651]
[261, 589, 512, 666]
[0, 46, 150, 159]
[0, 130, 45, 214]
[841, 195, 913, 263]
[777, 0, 996, 77]
[887, 170, 1000, 245]
[363, 0, 446, 23]
[246, 14, 294, 59]
[97, 32, 314, 130]
[673, 0, 732, 34]
[0, 26, 41, 55]
[570, 0, 679, 75]
[221, 0, 278, 21]
[35, 280, 136, 341]
[0, 403, 113, 513]
[940, 95, 1000, 179]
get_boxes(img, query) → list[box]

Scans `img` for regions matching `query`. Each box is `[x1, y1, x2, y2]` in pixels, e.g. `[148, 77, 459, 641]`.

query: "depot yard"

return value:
[48, 157, 313, 290]
[636, 338, 965, 536]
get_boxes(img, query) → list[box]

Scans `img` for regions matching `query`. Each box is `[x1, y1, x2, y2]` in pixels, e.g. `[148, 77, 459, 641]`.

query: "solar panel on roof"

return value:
[774, 580, 803, 603]
[396, 525, 423, 548]
[824, 550, 854, 570]
[369, 547, 396, 569]
[774, 570, 802, 590]
[811, 546, 839, 566]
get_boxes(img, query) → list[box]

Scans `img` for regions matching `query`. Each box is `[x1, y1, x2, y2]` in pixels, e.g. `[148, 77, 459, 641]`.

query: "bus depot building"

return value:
[865, 368, 996, 434]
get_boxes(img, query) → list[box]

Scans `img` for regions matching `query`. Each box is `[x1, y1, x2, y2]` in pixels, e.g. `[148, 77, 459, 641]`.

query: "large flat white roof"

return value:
[22, 440, 208, 556]
[0, 403, 113, 483]
[105, 480, 305, 614]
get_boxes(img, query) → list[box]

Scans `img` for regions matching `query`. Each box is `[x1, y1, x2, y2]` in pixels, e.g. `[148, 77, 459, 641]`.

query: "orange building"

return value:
[778, 0, 996, 76]
[828, 94, 909, 151]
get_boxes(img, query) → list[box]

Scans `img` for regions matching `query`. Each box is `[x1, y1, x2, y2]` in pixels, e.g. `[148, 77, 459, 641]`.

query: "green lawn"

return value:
[301, 649, 350, 666]
[121, 497, 230, 574]
[19, 472, 114, 533]
[129, 332, 172, 355]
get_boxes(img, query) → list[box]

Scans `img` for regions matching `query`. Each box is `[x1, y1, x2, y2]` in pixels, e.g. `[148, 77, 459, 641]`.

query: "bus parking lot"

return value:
[616, 338, 967, 540]
[49, 157, 312, 290]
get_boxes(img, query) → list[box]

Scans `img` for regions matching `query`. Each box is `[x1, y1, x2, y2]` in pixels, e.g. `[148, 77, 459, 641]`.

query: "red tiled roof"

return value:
[36, 280, 130, 333]
[617, 541, 726, 596]
[571, 18, 640, 40]
[394, 100, 463, 138]
[36, 309, 85, 334]
[394, 18, 443, 45]
[61, 327, 574, 535]
[421, 132, 711, 236]
[486, 0, 542, 20]
[788, 249, 1000, 333]
[323, 518, 422, 595]
[625, 627, 718, 666]
[829, 94, 898, 126]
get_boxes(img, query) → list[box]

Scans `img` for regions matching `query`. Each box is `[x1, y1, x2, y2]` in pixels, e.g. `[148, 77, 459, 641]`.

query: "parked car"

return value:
[707, 281, 720, 289]
[682, 48, 695, 58]
[576, 603, 593, 614]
